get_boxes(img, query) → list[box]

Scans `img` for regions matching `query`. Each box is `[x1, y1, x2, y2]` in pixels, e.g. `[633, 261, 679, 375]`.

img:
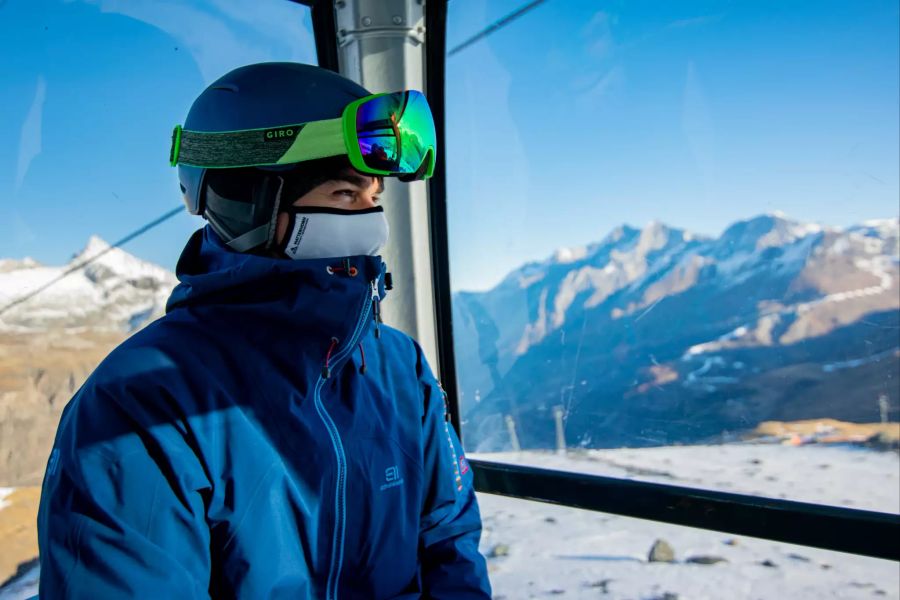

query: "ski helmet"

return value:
[176, 62, 373, 252]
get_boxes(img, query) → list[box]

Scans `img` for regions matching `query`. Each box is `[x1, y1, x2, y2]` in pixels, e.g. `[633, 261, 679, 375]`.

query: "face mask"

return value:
[280, 206, 389, 260]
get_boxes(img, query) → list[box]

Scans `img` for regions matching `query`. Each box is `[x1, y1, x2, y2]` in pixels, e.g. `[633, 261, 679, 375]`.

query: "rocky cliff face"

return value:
[0, 237, 176, 485]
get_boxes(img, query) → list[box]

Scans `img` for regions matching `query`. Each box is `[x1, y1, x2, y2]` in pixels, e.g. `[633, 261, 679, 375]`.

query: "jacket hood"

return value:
[166, 227, 388, 355]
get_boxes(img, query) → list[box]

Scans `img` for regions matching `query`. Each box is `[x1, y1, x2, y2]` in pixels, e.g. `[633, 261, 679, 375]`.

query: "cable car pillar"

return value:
[334, 0, 440, 374]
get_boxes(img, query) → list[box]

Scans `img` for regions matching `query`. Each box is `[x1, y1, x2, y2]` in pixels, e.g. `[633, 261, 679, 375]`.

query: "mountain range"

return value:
[0, 214, 898, 482]
[452, 214, 900, 451]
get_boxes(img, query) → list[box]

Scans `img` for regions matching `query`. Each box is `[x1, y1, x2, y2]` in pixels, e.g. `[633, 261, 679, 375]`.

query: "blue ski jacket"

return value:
[37, 226, 492, 599]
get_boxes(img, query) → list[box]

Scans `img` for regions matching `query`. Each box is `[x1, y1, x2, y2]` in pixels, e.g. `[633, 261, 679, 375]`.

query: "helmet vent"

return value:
[211, 83, 240, 93]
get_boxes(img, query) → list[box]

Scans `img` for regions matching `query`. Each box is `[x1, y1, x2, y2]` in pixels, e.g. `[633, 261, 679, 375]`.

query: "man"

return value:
[37, 62, 492, 599]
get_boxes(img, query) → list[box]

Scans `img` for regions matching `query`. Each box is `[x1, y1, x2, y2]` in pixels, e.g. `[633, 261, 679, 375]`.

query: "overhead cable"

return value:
[447, 0, 548, 57]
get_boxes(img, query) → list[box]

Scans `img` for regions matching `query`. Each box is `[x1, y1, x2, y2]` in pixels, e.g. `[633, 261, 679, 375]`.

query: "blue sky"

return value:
[2, 0, 898, 291]
[0, 0, 316, 273]
[446, 0, 900, 289]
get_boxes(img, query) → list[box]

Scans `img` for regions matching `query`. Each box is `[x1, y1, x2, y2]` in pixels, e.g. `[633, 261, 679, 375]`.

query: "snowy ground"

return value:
[478, 492, 899, 600]
[2, 444, 897, 599]
[475, 444, 900, 600]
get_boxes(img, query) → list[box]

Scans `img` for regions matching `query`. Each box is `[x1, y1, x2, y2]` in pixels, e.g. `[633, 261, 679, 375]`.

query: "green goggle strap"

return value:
[170, 118, 346, 169]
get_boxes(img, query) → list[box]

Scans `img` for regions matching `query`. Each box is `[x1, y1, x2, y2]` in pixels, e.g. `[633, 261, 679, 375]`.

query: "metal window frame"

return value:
[294, 0, 900, 562]
[289, 0, 340, 71]
[471, 460, 900, 560]
[423, 0, 462, 436]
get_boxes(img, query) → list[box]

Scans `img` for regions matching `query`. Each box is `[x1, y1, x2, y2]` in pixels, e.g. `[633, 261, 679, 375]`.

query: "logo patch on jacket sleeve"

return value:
[459, 456, 470, 475]
[442, 422, 464, 492]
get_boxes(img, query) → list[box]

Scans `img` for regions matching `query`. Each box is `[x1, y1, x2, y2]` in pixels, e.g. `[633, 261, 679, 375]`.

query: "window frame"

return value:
[291, 0, 900, 562]
[422, 0, 899, 562]
[289, 0, 339, 72]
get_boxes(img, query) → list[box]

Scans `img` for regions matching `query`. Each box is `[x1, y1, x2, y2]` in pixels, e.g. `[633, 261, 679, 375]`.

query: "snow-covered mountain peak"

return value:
[644, 219, 669, 232]
[600, 224, 640, 246]
[0, 235, 177, 333]
[553, 246, 588, 264]
[640, 219, 671, 241]
[717, 214, 815, 255]
[68, 236, 174, 287]
[74, 235, 112, 261]
[633, 221, 686, 259]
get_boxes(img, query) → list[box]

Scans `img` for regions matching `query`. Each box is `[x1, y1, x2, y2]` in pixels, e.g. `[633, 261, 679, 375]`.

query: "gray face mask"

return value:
[280, 206, 389, 260]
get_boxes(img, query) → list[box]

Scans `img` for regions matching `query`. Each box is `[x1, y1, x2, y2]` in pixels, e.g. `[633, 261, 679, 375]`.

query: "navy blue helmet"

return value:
[177, 62, 372, 252]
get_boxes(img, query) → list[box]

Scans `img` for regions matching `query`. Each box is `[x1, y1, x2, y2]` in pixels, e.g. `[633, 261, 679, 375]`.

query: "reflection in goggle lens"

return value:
[356, 91, 435, 175]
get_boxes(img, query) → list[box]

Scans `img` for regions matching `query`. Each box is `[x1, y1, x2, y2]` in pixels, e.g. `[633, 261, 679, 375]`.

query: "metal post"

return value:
[505, 414, 521, 452]
[553, 405, 567, 455]
[879, 394, 890, 423]
[334, 0, 439, 374]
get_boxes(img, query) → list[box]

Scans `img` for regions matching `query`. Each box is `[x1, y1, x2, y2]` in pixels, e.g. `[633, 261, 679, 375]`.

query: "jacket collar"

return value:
[166, 226, 387, 343]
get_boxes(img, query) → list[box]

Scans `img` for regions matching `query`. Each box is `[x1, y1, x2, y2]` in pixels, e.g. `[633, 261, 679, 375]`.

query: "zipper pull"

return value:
[373, 301, 381, 339]
[322, 337, 339, 379]
[371, 279, 382, 339]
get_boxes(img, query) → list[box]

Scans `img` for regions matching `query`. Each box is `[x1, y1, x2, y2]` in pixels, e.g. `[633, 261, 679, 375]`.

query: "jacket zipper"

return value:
[314, 274, 379, 600]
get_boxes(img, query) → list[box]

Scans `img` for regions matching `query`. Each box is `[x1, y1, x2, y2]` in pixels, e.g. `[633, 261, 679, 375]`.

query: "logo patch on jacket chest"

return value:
[379, 465, 404, 491]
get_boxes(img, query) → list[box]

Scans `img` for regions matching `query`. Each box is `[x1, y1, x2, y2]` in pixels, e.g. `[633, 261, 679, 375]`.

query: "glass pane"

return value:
[0, 0, 315, 594]
[447, 0, 900, 514]
[478, 494, 900, 599]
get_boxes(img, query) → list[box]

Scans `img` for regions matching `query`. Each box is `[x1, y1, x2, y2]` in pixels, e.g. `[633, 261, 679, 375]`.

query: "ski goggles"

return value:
[170, 90, 436, 181]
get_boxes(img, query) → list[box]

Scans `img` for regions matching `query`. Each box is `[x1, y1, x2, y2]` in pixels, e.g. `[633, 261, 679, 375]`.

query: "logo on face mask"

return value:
[282, 209, 389, 260]
[288, 216, 310, 255]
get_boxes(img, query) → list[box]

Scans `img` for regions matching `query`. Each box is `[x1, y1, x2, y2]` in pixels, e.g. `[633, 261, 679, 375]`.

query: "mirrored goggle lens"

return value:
[355, 91, 436, 175]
